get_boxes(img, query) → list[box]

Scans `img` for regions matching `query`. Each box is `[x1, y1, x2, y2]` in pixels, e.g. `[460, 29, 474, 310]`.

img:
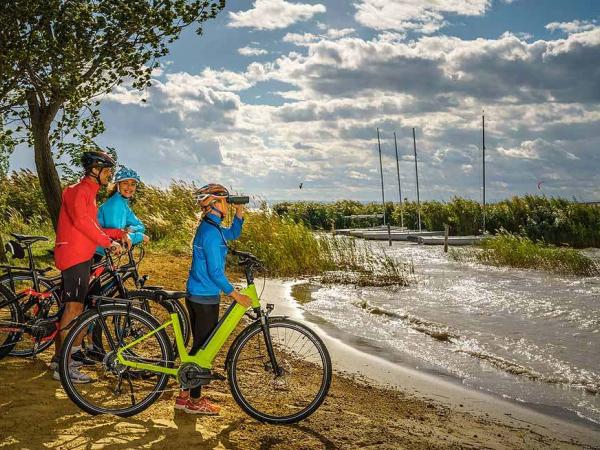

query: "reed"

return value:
[451, 233, 600, 277]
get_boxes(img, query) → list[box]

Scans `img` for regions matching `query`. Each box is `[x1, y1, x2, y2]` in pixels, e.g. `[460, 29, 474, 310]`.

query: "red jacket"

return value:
[54, 177, 124, 270]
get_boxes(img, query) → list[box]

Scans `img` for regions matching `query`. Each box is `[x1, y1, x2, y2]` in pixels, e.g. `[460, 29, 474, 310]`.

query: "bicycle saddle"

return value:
[10, 233, 49, 245]
[153, 290, 186, 300]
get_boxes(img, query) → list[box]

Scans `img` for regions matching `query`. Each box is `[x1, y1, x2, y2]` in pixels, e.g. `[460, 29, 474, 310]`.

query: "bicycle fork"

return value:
[260, 312, 283, 377]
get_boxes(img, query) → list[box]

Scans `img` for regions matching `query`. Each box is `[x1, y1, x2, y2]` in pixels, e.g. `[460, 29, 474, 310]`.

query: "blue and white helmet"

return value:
[114, 166, 141, 183]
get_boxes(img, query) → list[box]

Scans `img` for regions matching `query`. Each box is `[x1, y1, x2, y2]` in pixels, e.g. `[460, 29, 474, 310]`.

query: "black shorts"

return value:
[61, 259, 92, 303]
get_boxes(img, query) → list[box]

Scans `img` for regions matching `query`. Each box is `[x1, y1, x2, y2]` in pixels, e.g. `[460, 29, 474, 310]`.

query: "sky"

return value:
[10, 0, 600, 202]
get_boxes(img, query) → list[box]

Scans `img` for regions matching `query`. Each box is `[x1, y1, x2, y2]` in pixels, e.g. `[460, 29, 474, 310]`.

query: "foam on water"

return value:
[299, 241, 600, 425]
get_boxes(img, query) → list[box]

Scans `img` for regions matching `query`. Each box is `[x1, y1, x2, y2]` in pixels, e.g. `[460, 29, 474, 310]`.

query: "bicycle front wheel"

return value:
[59, 305, 174, 417]
[227, 317, 332, 424]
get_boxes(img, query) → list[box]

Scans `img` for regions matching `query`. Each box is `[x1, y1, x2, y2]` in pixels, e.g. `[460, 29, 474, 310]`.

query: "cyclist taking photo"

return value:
[51, 150, 128, 383]
[175, 183, 252, 415]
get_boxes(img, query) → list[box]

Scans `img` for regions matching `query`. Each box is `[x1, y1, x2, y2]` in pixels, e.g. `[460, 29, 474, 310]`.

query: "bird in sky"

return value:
[299, 182, 303, 189]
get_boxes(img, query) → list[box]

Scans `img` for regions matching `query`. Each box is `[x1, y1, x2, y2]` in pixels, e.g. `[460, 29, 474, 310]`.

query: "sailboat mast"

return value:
[394, 131, 404, 229]
[482, 111, 486, 234]
[413, 127, 422, 232]
[377, 128, 387, 226]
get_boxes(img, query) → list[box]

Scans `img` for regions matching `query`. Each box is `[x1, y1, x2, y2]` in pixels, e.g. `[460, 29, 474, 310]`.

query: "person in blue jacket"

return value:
[174, 183, 252, 415]
[96, 166, 149, 255]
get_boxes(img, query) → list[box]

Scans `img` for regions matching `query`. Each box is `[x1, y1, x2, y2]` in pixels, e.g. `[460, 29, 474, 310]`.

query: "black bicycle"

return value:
[0, 238, 190, 359]
[0, 234, 61, 356]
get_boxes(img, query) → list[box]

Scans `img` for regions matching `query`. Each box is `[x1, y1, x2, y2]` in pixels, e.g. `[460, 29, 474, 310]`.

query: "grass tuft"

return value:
[450, 233, 600, 277]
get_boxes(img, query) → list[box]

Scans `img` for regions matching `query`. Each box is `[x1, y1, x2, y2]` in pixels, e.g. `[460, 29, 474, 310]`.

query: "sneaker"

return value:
[50, 357, 82, 370]
[53, 366, 92, 384]
[71, 349, 98, 366]
[174, 394, 189, 411]
[184, 397, 220, 415]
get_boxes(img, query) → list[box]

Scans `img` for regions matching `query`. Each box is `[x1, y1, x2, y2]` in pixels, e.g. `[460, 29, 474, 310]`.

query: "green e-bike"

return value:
[58, 250, 332, 424]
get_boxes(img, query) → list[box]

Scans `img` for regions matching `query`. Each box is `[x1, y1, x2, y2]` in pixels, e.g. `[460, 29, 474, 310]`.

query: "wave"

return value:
[350, 299, 599, 395]
[455, 348, 600, 395]
[351, 299, 459, 342]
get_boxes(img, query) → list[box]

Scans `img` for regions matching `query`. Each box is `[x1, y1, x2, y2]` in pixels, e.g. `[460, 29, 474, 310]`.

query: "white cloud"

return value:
[104, 85, 147, 105]
[354, 0, 491, 34]
[195, 68, 253, 91]
[497, 139, 579, 161]
[348, 170, 369, 180]
[326, 28, 355, 39]
[546, 20, 597, 34]
[283, 28, 357, 46]
[228, 0, 326, 30]
[238, 46, 269, 56]
[497, 141, 541, 160]
[283, 32, 320, 45]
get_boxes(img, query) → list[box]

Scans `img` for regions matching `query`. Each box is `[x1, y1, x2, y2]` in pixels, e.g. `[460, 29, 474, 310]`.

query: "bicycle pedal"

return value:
[211, 372, 226, 381]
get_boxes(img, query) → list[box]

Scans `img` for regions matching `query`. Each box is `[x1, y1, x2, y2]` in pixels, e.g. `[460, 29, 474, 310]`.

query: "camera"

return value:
[227, 195, 250, 205]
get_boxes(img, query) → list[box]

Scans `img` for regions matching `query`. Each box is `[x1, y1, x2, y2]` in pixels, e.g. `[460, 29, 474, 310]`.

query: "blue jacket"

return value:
[186, 213, 244, 298]
[96, 193, 146, 254]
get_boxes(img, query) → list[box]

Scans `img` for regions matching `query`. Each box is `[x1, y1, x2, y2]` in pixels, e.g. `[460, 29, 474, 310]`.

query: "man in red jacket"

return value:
[51, 151, 127, 383]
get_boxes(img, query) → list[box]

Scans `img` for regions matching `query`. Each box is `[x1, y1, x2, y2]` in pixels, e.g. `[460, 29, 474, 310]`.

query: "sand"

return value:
[1, 252, 598, 449]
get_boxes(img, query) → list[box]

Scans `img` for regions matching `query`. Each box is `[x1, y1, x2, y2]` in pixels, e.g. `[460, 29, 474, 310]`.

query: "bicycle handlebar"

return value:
[229, 249, 266, 270]
[230, 249, 256, 260]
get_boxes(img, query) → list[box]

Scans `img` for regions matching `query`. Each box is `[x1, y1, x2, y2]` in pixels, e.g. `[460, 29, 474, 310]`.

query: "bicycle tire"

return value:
[0, 284, 23, 359]
[59, 305, 173, 417]
[0, 275, 60, 356]
[227, 317, 332, 424]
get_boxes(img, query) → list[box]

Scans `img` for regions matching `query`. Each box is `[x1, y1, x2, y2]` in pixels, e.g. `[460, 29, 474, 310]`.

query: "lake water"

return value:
[295, 241, 600, 427]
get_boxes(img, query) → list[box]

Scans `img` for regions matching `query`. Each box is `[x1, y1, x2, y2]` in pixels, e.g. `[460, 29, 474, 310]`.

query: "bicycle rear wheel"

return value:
[0, 285, 23, 359]
[227, 317, 332, 424]
[59, 305, 174, 417]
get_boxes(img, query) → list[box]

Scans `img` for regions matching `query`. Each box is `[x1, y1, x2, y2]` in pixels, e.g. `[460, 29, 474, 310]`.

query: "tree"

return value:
[0, 0, 226, 228]
[0, 129, 11, 262]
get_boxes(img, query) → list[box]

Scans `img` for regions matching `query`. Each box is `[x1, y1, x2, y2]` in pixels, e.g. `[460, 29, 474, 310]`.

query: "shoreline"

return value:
[261, 278, 600, 446]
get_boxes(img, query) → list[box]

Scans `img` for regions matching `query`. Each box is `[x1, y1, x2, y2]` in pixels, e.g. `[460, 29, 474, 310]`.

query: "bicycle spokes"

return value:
[228, 319, 331, 423]
[60, 307, 173, 415]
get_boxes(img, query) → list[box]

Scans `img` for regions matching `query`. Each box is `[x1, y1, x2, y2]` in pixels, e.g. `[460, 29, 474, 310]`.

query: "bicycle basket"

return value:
[5, 240, 25, 259]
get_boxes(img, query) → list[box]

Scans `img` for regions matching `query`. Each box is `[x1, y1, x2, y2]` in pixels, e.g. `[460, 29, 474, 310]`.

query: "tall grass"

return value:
[450, 233, 600, 277]
[0, 171, 411, 283]
[237, 207, 412, 284]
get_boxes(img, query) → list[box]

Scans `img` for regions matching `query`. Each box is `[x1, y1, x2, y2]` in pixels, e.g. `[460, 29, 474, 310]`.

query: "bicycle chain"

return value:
[110, 355, 227, 396]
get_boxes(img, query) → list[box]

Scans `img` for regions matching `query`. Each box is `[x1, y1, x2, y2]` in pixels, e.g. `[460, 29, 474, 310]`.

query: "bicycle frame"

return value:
[0, 243, 53, 294]
[115, 284, 261, 375]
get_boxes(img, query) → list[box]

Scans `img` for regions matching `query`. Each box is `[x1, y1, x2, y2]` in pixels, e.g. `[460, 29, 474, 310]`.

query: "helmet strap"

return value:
[209, 204, 224, 219]
[87, 167, 102, 185]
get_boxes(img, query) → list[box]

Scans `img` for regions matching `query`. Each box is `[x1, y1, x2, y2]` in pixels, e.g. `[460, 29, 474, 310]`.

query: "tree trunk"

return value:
[0, 233, 7, 263]
[27, 92, 62, 230]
